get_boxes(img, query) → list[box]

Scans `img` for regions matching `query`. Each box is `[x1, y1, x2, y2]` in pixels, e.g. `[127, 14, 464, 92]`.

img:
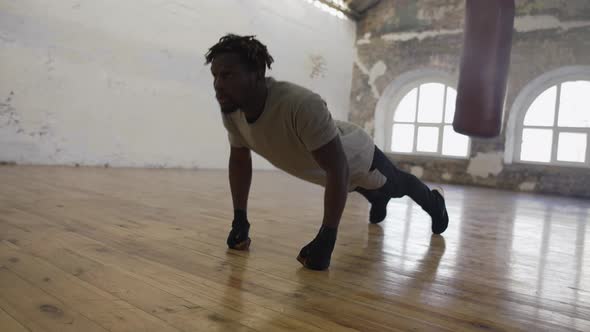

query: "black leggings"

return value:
[355, 147, 439, 215]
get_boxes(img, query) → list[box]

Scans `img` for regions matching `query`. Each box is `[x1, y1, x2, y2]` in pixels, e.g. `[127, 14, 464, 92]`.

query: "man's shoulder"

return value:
[268, 78, 320, 106]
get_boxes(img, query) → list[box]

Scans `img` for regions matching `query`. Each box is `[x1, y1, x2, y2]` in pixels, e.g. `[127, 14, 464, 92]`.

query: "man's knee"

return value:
[384, 175, 411, 199]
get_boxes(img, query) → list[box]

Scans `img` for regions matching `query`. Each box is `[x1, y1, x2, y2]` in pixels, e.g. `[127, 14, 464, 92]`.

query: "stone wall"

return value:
[351, 0, 590, 198]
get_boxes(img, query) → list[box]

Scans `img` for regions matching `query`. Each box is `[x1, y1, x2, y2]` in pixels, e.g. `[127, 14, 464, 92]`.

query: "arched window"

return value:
[507, 67, 590, 167]
[389, 82, 470, 158]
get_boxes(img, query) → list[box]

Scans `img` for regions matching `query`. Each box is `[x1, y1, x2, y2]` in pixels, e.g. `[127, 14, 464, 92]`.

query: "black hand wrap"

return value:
[297, 225, 337, 270]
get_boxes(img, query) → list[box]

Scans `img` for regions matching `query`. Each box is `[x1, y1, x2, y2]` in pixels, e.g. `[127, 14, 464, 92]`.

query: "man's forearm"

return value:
[322, 168, 349, 229]
[229, 156, 252, 211]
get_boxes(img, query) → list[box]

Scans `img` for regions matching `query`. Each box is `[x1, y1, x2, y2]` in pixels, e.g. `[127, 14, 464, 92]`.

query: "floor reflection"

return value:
[356, 185, 590, 323]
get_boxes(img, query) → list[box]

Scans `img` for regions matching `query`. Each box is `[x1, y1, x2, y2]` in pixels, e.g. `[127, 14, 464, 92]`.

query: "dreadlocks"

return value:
[205, 34, 274, 75]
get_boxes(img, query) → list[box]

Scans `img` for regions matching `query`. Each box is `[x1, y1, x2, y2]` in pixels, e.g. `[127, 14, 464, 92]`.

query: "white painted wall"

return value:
[0, 0, 356, 169]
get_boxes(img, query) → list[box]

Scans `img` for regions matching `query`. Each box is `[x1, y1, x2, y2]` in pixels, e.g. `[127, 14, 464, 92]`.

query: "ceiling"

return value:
[342, 0, 382, 19]
[344, 0, 382, 15]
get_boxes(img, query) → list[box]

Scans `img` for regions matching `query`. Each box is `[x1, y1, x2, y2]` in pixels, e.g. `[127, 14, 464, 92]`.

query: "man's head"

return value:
[206, 34, 274, 113]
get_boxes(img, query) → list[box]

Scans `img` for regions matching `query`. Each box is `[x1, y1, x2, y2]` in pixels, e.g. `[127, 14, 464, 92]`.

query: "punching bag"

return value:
[453, 0, 515, 138]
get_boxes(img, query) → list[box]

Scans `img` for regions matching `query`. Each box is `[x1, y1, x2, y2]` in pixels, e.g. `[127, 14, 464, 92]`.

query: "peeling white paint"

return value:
[519, 181, 536, 191]
[353, 48, 369, 76]
[357, 32, 371, 45]
[380, 15, 590, 43]
[353, 48, 370, 75]
[410, 166, 424, 178]
[442, 172, 452, 181]
[306, 54, 327, 79]
[353, 50, 385, 99]
[417, 6, 462, 22]
[356, 94, 362, 101]
[368, 61, 387, 98]
[381, 28, 462, 42]
[515, 15, 590, 33]
[0, 0, 356, 169]
[467, 152, 504, 178]
[363, 118, 374, 134]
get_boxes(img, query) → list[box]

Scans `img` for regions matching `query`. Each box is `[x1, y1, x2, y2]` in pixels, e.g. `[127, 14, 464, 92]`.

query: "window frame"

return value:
[385, 78, 470, 159]
[507, 67, 590, 168]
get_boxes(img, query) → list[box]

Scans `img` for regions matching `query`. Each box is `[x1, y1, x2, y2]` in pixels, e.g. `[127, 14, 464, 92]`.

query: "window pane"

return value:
[444, 87, 457, 124]
[558, 81, 590, 128]
[416, 126, 439, 152]
[524, 86, 556, 126]
[391, 124, 415, 152]
[520, 128, 553, 162]
[442, 125, 469, 157]
[394, 88, 417, 122]
[417, 83, 444, 123]
[557, 132, 587, 163]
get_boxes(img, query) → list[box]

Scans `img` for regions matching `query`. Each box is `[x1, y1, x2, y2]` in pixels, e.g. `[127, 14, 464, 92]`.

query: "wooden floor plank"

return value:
[3, 196, 580, 332]
[0, 205, 457, 331]
[0, 213, 362, 332]
[0, 307, 29, 332]
[0, 243, 185, 332]
[0, 225, 260, 332]
[0, 266, 109, 332]
[1, 166, 589, 332]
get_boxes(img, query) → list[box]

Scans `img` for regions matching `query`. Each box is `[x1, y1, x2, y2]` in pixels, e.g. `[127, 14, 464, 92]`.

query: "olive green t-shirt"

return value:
[221, 78, 386, 191]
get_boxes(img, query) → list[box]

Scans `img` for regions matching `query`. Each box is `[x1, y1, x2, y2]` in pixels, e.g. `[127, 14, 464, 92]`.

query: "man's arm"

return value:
[311, 135, 349, 229]
[229, 146, 252, 211]
[226, 146, 252, 250]
[222, 115, 252, 208]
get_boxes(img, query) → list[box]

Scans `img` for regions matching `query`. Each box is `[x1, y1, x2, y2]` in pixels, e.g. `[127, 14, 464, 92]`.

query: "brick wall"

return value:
[351, 0, 590, 198]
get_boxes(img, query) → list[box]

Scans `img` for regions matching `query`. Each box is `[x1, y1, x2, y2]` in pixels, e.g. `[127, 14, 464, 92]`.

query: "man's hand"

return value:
[297, 225, 337, 270]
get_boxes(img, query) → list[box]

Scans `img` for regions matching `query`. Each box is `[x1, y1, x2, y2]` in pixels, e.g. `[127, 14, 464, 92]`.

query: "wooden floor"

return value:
[0, 166, 589, 332]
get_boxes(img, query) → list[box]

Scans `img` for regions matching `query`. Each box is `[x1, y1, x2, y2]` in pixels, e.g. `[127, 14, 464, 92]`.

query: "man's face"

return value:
[210, 53, 258, 113]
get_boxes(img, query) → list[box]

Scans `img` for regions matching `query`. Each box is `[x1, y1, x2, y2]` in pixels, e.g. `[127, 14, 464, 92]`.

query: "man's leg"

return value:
[355, 185, 391, 223]
[357, 147, 448, 234]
